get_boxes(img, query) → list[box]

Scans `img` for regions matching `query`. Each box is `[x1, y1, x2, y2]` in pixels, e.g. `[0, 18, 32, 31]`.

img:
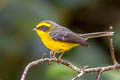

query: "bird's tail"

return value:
[79, 32, 114, 40]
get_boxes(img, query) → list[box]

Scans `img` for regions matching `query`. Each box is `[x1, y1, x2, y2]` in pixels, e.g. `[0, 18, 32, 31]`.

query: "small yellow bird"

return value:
[33, 20, 114, 59]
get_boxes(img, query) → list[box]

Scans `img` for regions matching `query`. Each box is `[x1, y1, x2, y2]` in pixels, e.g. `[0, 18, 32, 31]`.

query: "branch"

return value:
[20, 26, 120, 80]
[95, 70, 103, 80]
[72, 71, 84, 80]
[20, 57, 81, 80]
[108, 26, 118, 64]
[20, 56, 120, 80]
[72, 64, 120, 80]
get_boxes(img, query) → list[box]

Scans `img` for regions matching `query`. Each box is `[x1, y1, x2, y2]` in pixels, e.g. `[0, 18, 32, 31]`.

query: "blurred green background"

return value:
[0, 0, 120, 80]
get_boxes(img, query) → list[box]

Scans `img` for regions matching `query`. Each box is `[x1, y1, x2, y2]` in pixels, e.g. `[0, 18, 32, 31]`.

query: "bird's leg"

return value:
[50, 51, 54, 58]
[53, 51, 56, 58]
[58, 52, 64, 60]
[50, 51, 56, 58]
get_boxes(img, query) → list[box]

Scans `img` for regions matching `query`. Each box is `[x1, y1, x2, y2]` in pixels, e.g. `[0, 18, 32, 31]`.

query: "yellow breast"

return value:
[36, 30, 79, 53]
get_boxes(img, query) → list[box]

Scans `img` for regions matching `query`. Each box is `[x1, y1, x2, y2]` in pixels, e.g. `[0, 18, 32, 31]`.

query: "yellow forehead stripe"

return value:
[36, 22, 50, 28]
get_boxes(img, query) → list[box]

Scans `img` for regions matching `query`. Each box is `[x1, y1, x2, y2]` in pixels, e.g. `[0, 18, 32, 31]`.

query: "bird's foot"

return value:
[50, 51, 56, 58]
[57, 52, 64, 63]
[57, 57, 62, 63]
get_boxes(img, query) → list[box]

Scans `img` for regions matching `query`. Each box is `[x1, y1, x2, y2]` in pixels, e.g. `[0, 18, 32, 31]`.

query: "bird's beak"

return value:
[32, 28, 37, 31]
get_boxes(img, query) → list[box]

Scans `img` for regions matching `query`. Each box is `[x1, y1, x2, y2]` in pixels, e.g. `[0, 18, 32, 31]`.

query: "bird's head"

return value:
[33, 20, 56, 32]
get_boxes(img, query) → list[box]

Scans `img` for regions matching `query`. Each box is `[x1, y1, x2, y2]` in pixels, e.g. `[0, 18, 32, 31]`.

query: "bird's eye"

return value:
[37, 25, 49, 32]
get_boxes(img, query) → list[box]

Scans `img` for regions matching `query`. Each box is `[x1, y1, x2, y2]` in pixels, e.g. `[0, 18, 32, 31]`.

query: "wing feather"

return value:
[50, 31, 90, 47]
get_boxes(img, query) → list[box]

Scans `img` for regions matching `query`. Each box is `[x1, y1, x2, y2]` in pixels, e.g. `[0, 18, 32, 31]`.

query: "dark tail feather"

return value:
[79, 32, 114, 40]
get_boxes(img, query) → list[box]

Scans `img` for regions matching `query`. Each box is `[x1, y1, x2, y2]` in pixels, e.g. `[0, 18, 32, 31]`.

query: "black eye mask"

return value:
[37, 25, 49, 32]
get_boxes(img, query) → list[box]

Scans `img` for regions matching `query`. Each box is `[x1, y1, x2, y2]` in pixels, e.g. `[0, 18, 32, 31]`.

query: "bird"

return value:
[33, 20, 114, 60]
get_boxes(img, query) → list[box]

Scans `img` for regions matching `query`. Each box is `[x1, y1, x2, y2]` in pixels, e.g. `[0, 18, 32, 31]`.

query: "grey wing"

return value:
[50, 31, 90, 47]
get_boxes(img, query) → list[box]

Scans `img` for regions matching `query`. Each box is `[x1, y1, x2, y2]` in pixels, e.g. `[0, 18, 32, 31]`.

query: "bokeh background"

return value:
[0, 0, 120, 80]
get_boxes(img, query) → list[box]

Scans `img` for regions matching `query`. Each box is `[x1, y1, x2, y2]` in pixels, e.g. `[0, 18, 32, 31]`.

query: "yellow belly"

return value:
[36, 30, 79, 53]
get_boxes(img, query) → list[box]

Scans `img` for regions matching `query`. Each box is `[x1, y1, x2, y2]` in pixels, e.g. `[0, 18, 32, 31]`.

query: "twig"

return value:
[71, 64, 120, 80]
[41, 53, 46, 59]
[72, 71, 84, 80]
[108, 26, 118, 64]
[95, 69, 103, 80]
[20, 57, 81, 80]
[20, 57, 120, 80]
